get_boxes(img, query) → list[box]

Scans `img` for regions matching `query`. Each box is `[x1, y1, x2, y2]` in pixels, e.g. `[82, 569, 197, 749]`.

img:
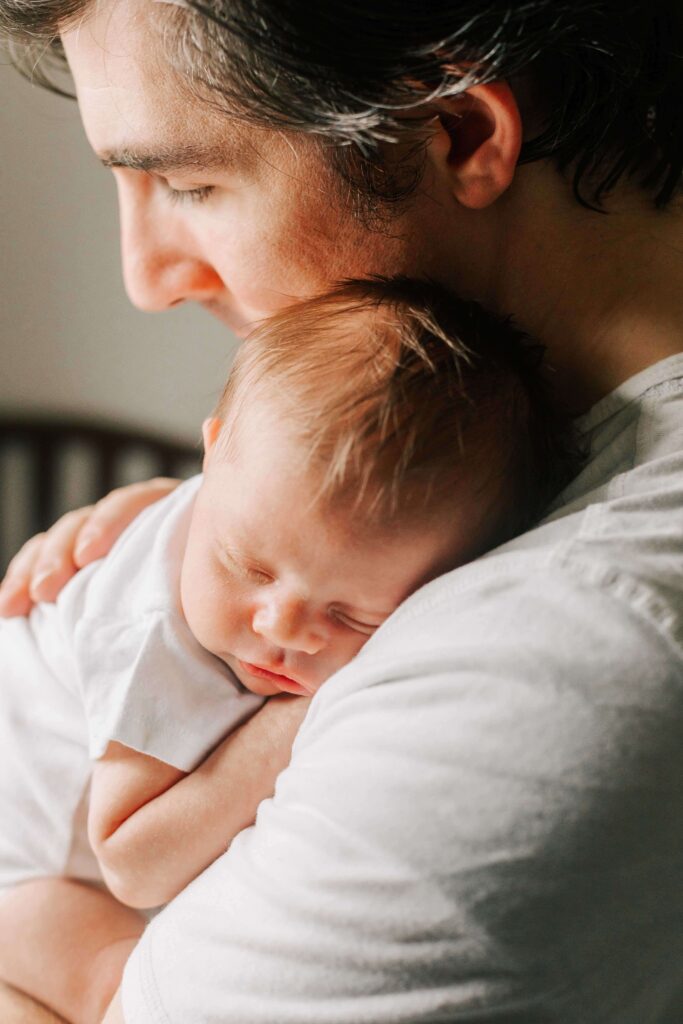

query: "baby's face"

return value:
[181, 408, 461, 697]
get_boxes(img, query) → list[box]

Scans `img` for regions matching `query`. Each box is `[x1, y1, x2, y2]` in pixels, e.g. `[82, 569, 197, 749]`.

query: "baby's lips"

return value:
[239, 659, 312, 695]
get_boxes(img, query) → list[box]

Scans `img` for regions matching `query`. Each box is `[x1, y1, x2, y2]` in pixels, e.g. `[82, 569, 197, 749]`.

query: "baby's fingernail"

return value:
[75, 531, 98, 557]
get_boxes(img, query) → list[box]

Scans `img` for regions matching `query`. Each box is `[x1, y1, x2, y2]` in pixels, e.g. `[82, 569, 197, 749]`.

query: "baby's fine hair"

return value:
[216, 277, 576, 551]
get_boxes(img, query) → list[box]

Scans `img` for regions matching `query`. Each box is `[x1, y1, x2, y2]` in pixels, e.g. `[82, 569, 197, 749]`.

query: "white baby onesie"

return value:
[0, 475, 263, 892]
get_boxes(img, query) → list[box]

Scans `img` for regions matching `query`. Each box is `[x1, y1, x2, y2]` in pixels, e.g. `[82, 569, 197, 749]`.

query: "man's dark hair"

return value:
[2, 1, 683, 212]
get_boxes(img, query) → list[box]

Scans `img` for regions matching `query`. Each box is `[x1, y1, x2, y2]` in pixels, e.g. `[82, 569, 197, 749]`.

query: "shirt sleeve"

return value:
[120, 568, 683, 1023]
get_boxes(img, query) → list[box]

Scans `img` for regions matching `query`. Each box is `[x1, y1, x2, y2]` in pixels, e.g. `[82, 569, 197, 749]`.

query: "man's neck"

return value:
[455, 164, 683, 415]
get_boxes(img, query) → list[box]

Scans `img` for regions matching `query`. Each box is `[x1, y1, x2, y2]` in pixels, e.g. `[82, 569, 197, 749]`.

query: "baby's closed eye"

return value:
[330, 608, 384, 635]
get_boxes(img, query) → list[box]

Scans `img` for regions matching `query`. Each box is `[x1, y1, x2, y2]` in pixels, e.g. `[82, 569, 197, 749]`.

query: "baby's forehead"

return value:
[213, 387, 309, 471]
[213, 379, 465, 540]
[208, 404, 435, 537]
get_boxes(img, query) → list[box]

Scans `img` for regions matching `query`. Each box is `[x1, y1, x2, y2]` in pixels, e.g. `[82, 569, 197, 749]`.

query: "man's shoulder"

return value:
[357, 361, 683, 688]
[358, 505, 682, 685]
[302, 446, 683, 777]
[315, 545, 682, 736]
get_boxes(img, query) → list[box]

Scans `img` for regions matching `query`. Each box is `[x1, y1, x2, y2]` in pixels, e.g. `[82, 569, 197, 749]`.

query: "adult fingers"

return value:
[0, 532, 47, 616]
[1, 509, 90, 613]
[73, 478, 181, 568]
[0, 507, 92, 613]
[29, 507, 95, 604]
[0, 478, 181, 617]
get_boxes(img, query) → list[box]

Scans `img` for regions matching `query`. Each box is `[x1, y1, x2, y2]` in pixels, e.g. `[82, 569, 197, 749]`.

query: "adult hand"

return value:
[0, 478, 180, 617]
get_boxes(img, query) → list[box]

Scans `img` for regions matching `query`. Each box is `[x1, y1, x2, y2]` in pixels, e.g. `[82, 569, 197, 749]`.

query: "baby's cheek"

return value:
[181, 570, 222, 654]
[330, 630, 369, 674]
[210, 605, 242, 653]
[183, 594, 213, 651]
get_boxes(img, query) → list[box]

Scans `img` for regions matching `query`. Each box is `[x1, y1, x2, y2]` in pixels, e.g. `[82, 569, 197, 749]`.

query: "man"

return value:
[1, 1, 682, 1022]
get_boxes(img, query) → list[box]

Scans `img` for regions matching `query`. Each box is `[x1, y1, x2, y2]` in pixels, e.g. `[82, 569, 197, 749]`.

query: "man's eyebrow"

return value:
[99, 144, 236, 174]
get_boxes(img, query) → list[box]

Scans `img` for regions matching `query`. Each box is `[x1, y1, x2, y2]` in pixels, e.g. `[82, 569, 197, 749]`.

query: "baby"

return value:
[0, 277, 572, 1023]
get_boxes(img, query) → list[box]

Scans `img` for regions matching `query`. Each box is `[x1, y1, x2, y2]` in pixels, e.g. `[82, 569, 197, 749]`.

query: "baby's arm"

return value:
[89, 694, 310, 909]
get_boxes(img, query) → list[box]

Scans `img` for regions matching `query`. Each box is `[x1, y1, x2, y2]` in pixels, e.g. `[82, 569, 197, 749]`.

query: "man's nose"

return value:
[116, 173, 225, 312]
[251, 595, 327, 655]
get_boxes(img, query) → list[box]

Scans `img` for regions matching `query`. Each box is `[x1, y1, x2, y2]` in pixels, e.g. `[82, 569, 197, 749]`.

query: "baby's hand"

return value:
[0, 478, 180, 616]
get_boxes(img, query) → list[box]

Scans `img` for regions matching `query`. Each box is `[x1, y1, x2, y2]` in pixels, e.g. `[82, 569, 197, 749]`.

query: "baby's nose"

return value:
[252, 596, 327, 655]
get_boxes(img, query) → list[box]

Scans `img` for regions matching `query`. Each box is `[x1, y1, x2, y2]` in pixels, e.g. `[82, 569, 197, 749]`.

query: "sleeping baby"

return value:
[0, 276, 573, 1023]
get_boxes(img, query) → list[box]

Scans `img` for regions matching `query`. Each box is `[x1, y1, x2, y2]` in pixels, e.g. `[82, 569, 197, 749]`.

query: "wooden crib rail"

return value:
[0, 416, 201, 574]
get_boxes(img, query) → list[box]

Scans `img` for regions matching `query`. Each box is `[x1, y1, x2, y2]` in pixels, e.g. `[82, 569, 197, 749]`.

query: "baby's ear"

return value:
[201, 418, 223, 468]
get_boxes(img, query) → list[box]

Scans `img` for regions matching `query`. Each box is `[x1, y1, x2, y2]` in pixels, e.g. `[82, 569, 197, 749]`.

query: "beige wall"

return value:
[0, 61, 238, 444]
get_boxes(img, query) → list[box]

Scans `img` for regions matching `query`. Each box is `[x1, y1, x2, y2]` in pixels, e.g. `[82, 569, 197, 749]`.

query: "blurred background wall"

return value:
[0, 61, 239, 569]
[0, 61, 237, 438]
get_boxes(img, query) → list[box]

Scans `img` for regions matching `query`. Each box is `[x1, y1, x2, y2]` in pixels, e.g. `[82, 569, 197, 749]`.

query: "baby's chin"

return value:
[235, 671, 283, 697]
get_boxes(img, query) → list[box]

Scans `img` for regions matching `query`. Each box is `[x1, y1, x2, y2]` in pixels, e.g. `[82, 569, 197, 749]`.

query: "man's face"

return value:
[180, 406, 459, 696]
[60, 0, 443, 337]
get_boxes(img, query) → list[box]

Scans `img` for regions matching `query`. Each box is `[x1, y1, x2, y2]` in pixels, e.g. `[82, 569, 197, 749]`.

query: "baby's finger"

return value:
[0, 533, 47, 616]
[74, 478, 180, 567]
[29, 508, 93, 604]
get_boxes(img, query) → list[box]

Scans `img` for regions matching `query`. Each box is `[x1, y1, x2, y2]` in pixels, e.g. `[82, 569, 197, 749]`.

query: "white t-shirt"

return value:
[122, 354, 683, 1024]
[0, 476, 262, 890]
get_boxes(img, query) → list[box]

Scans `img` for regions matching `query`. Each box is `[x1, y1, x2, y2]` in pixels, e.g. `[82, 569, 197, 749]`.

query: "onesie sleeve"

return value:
[74, 610, 263, 772]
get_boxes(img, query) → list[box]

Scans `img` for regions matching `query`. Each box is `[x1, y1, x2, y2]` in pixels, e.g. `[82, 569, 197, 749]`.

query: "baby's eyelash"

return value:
[332, 610, 379, 636]
[218, 550, 270, 584]
[245, 566, 273, 585]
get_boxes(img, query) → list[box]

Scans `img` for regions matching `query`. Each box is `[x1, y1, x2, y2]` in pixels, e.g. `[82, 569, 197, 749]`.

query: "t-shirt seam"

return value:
[634, 392, 652, 469]
[549, 548, 683, 655]
[573, 357, 683, 434]
[140, 931, 171, 1024]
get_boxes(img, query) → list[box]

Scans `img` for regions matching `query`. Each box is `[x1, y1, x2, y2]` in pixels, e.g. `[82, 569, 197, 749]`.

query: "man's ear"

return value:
[201, 417, 223, 468]
[426, 82, 522, 209]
